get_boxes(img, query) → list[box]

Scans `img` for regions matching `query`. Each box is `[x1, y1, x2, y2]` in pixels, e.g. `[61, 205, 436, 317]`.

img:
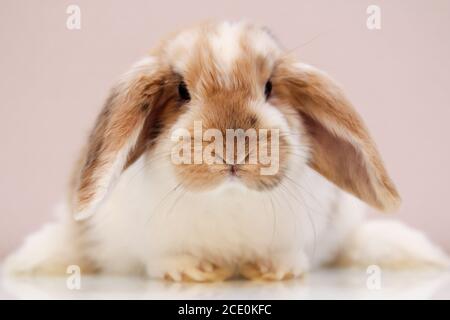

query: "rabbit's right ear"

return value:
[73, 57, 165, 221]
[274, 59, 400, 212]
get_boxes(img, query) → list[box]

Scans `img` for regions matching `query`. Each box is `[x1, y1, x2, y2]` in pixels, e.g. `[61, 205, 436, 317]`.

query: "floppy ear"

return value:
[275, 60, 400, 211]
[73, 57, 165, 220]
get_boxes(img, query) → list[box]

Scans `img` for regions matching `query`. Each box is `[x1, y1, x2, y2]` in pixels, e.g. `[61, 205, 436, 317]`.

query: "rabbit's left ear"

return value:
[274, 60, 400, 211]
[73, 58, 165, 220]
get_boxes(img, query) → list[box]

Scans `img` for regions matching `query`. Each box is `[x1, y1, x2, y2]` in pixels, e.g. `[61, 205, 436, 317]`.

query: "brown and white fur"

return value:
[4, 21, 449, 281]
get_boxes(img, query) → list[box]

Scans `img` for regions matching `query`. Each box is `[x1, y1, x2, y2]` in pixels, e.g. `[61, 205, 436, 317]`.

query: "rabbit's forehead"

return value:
[165, 22, 281, 83]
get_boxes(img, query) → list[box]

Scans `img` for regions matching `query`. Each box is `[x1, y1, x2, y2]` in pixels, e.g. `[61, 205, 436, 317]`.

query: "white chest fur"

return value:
[86, 156, 364, 275]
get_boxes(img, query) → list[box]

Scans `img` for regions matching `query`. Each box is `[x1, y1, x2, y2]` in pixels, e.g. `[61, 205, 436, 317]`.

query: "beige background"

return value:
[1, 0, 449, 259]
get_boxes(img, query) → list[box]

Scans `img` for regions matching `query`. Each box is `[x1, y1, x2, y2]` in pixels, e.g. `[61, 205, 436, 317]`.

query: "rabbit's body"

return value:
[7, 159, 448, 280]
[5, 21, 448, 281]
[79, 154, 362, 279]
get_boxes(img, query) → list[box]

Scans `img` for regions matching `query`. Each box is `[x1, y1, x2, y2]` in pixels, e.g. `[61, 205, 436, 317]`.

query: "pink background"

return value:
[1, 0, 449, 259]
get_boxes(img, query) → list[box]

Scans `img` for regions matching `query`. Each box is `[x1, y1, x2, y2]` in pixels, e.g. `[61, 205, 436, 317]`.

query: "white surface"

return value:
[1, 268, 450, 300]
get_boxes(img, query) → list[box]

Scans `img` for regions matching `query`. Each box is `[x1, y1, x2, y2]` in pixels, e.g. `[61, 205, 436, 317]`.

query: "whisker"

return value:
[146, 182, 182, 225]
[281, 177, 318, 259]
[280, 32, 326, 58]
[165, 187, 188, 219]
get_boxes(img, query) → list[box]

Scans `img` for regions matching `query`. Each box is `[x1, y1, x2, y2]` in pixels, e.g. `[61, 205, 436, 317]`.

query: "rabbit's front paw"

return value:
[239, 252, 308, 281]
[147, 255, 234, 282]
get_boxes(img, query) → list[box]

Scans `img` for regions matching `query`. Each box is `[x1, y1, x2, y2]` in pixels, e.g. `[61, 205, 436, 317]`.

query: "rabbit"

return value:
[4, 21, 449, 282]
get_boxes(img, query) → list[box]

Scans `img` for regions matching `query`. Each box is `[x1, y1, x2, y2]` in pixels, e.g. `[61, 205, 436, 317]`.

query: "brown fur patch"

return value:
[74, 66, 173, 214]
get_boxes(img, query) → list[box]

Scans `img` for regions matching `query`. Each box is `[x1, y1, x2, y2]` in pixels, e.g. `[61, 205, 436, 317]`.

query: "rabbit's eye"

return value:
[264, 80, 272, 99]
[178, 81, 191, 102]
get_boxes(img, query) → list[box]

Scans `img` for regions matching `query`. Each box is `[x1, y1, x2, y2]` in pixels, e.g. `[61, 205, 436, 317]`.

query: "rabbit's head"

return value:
[73, 21, 400, 220]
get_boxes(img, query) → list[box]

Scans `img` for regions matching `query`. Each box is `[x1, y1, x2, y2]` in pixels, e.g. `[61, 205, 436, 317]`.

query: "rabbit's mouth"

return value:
[170, 132, 290, 192]
[173, 161, 287, 192]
